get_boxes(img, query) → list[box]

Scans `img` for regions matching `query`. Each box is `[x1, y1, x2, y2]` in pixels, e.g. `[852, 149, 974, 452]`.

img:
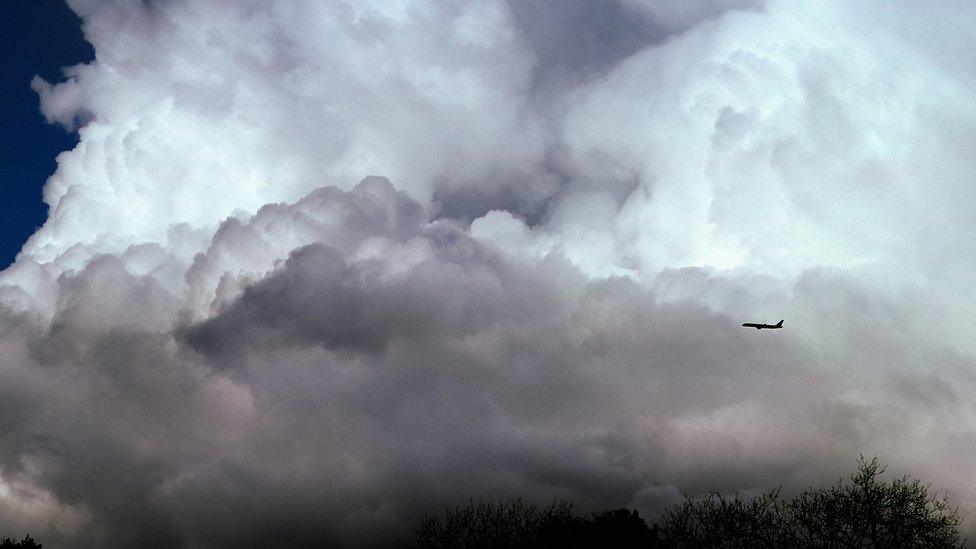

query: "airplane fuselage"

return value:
[742, 320, 784, 330]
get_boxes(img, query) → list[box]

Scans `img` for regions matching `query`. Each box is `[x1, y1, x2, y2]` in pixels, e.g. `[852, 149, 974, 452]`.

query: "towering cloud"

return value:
[2, 0, 976, 546]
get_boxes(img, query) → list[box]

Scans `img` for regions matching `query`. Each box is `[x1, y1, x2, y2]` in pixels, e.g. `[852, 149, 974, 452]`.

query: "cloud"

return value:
[2, 180, 974, 546]
[3, 0, 976, 546]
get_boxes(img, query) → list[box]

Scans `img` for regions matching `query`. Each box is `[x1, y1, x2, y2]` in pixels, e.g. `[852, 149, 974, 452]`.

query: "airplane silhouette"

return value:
[742, 319, 784, 330]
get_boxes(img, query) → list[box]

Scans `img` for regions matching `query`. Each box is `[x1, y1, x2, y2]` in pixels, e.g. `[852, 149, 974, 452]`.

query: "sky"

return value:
[0, 0, 92, 268]
[2, 0, 976, 547]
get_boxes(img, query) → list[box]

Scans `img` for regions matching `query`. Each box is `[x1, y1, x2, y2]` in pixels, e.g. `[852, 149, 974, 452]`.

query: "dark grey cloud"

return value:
[432, 0, 765, 223]
[512, 0, 667, 95]
[510, 0, 763, 94]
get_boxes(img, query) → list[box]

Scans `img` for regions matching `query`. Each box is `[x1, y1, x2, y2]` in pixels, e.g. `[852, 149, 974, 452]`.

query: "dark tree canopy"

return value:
[415, 457, 963, 548]
[413, 498, 655, 548]
[659, 456, 963, 548]
[0, 535, 41, 548]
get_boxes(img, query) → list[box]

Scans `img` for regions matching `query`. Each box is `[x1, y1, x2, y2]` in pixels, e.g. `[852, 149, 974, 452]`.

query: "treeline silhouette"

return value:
[415, 457, 964, 548]
[0, 535, 40, 548]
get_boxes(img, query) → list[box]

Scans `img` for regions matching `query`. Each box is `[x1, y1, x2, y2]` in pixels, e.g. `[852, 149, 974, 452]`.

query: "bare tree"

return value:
[414, 498, 578, 548]
[0, 535, 41, 549]
[414, 457, 962, 548]
[414, 498, 655, 548]
[658, 456, 964, 548]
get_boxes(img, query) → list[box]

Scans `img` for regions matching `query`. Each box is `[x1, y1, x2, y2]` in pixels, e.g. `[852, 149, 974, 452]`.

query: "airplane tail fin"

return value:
[776, 319, 784, 327]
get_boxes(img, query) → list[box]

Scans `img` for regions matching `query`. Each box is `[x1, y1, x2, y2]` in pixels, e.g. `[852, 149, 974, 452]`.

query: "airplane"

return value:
[742, 319, 784, 330]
